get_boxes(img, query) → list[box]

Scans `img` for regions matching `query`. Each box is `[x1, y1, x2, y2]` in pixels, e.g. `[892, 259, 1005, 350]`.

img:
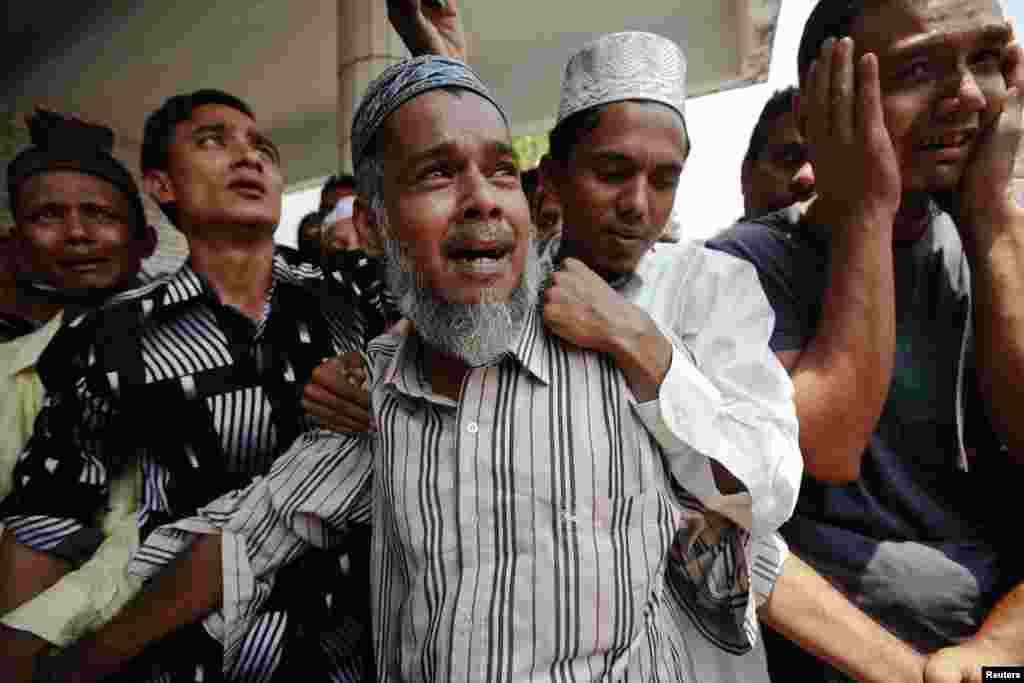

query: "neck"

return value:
[556, 233, 621, 283]
[425, 345, 469, 401]
[186, 230, 275, 321]
[6, 274, 132, 324]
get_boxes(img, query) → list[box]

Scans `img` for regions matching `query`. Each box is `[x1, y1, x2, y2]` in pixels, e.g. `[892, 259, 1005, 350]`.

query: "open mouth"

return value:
[228, 179, 267, 197]
[448, 245, 511, 260]
[446, 242, 514, 275]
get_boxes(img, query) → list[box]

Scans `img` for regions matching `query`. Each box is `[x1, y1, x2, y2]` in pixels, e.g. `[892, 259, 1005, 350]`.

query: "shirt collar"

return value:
[379, 303, 552, 402]
[158, 247, 299, 311]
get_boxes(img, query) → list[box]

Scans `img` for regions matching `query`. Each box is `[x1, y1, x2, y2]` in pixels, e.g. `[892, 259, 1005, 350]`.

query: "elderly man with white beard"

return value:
[36, 56, 786, 683]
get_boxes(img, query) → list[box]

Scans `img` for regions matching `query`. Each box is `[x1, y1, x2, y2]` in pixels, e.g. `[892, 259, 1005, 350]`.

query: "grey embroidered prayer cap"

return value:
[556, 32, 687, 125]
[351, 55, 509, 173]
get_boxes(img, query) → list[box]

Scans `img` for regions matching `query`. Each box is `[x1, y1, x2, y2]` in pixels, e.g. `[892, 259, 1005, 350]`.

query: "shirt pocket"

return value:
[513, 489, 675, 654]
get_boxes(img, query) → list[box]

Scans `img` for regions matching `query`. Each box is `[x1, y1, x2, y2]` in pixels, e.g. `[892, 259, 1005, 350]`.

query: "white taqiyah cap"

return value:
[556, 31, 687, 126]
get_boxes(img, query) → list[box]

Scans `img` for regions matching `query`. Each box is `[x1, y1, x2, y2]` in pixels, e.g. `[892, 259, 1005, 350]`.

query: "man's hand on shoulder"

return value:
[542, 257, 652, 355]
[302, 352, 375, 434]
[543, 257, 670, 402]
[387, 0, 468, 62]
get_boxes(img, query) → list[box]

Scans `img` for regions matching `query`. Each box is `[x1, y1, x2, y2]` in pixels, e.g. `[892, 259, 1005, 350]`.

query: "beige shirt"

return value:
[0, 312, 144, 647]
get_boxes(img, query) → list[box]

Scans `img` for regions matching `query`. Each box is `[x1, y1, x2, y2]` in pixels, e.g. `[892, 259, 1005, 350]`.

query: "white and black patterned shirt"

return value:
[2, 246, 371, 682]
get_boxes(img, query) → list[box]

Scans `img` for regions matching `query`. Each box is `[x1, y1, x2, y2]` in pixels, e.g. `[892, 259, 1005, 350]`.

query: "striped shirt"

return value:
[144, 305, 781, 682]
[1, 247, 371, 681]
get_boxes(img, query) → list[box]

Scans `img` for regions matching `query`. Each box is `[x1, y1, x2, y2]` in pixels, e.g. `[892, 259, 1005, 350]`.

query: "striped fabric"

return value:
[280, 247, 399, 340]
[147, 305, 774, 682]
[2, 247, 371, 681]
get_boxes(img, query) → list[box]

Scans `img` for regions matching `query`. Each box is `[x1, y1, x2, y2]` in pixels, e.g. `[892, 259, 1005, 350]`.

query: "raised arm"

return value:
[781, 38, 902, 483]
[387, 0, 468, 61]
[543, 252, 801, 539]
[946, 39, 1024, 463]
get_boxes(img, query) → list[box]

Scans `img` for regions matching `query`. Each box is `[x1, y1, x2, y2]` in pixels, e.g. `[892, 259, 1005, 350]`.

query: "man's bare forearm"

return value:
[968, 210, 1024, 463]
[760, 553, 924, 683]
[0, 530, 71, 615]
[60, 533, 223, 682]
[971, 578, 1024, 663]
[788, 206, 896, 483]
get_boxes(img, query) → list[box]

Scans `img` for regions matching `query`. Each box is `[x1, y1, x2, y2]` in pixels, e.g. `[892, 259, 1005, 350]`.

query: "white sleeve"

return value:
[635, 245, 802, 538]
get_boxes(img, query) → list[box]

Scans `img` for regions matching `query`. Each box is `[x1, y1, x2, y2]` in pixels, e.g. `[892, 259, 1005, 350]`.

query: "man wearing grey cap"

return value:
[385, 4, 932, 682]
[42, 54, 810, 683]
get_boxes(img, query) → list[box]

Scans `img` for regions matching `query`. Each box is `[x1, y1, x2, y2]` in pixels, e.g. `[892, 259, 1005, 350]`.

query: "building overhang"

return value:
[3, 0, 781, 191]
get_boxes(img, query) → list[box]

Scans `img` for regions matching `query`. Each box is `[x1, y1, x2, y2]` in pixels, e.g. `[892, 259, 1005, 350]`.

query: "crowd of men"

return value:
[0, 0, 1022, 681]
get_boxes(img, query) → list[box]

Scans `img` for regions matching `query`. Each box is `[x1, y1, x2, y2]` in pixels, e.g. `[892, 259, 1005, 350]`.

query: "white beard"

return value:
[381, 223, 547, 367]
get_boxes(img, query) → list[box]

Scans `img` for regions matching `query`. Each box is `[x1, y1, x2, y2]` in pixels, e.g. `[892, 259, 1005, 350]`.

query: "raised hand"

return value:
[803, 37, 902, 228]
[946, 27, 1024, 245]
[387, 0, 468, 62]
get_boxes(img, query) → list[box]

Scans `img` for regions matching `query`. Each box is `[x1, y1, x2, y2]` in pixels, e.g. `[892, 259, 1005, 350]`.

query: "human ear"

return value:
[353, 196, 384, 258]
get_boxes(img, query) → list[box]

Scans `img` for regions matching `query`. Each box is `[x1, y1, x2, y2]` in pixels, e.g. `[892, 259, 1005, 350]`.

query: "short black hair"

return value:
[296, 209, 327, 258]
[141, 89, 255, 174]
[140, 89, 254, 225]
[744, 86, 799, 164]
[321, 174, 357, 200]
[548, 107, 607, 164]
[797, 1, 869, 86]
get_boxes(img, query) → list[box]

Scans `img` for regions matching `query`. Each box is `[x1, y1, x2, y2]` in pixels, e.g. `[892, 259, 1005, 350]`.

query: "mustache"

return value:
[442, 220, 516, 250]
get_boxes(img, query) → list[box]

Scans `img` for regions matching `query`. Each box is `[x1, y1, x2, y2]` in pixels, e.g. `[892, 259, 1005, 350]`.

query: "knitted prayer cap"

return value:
[556, 32, 687, 126]
[7, 109, 147, 235]
[351, 55, 509, 172]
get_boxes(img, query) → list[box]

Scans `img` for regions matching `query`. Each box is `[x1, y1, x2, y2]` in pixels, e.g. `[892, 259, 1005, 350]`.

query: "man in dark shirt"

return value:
[708, 1, 1024, 680]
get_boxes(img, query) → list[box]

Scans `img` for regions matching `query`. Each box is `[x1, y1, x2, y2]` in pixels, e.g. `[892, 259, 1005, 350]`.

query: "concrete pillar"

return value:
[338, 0, 408, 173]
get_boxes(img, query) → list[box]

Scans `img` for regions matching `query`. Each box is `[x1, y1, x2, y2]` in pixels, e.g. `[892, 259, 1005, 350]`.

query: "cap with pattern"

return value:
[351, 55, 508, 173]
[557, 32, 687, 126]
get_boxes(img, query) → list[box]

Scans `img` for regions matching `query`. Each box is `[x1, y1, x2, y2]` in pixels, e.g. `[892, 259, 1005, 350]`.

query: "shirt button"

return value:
[467, 422, 479, 434]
